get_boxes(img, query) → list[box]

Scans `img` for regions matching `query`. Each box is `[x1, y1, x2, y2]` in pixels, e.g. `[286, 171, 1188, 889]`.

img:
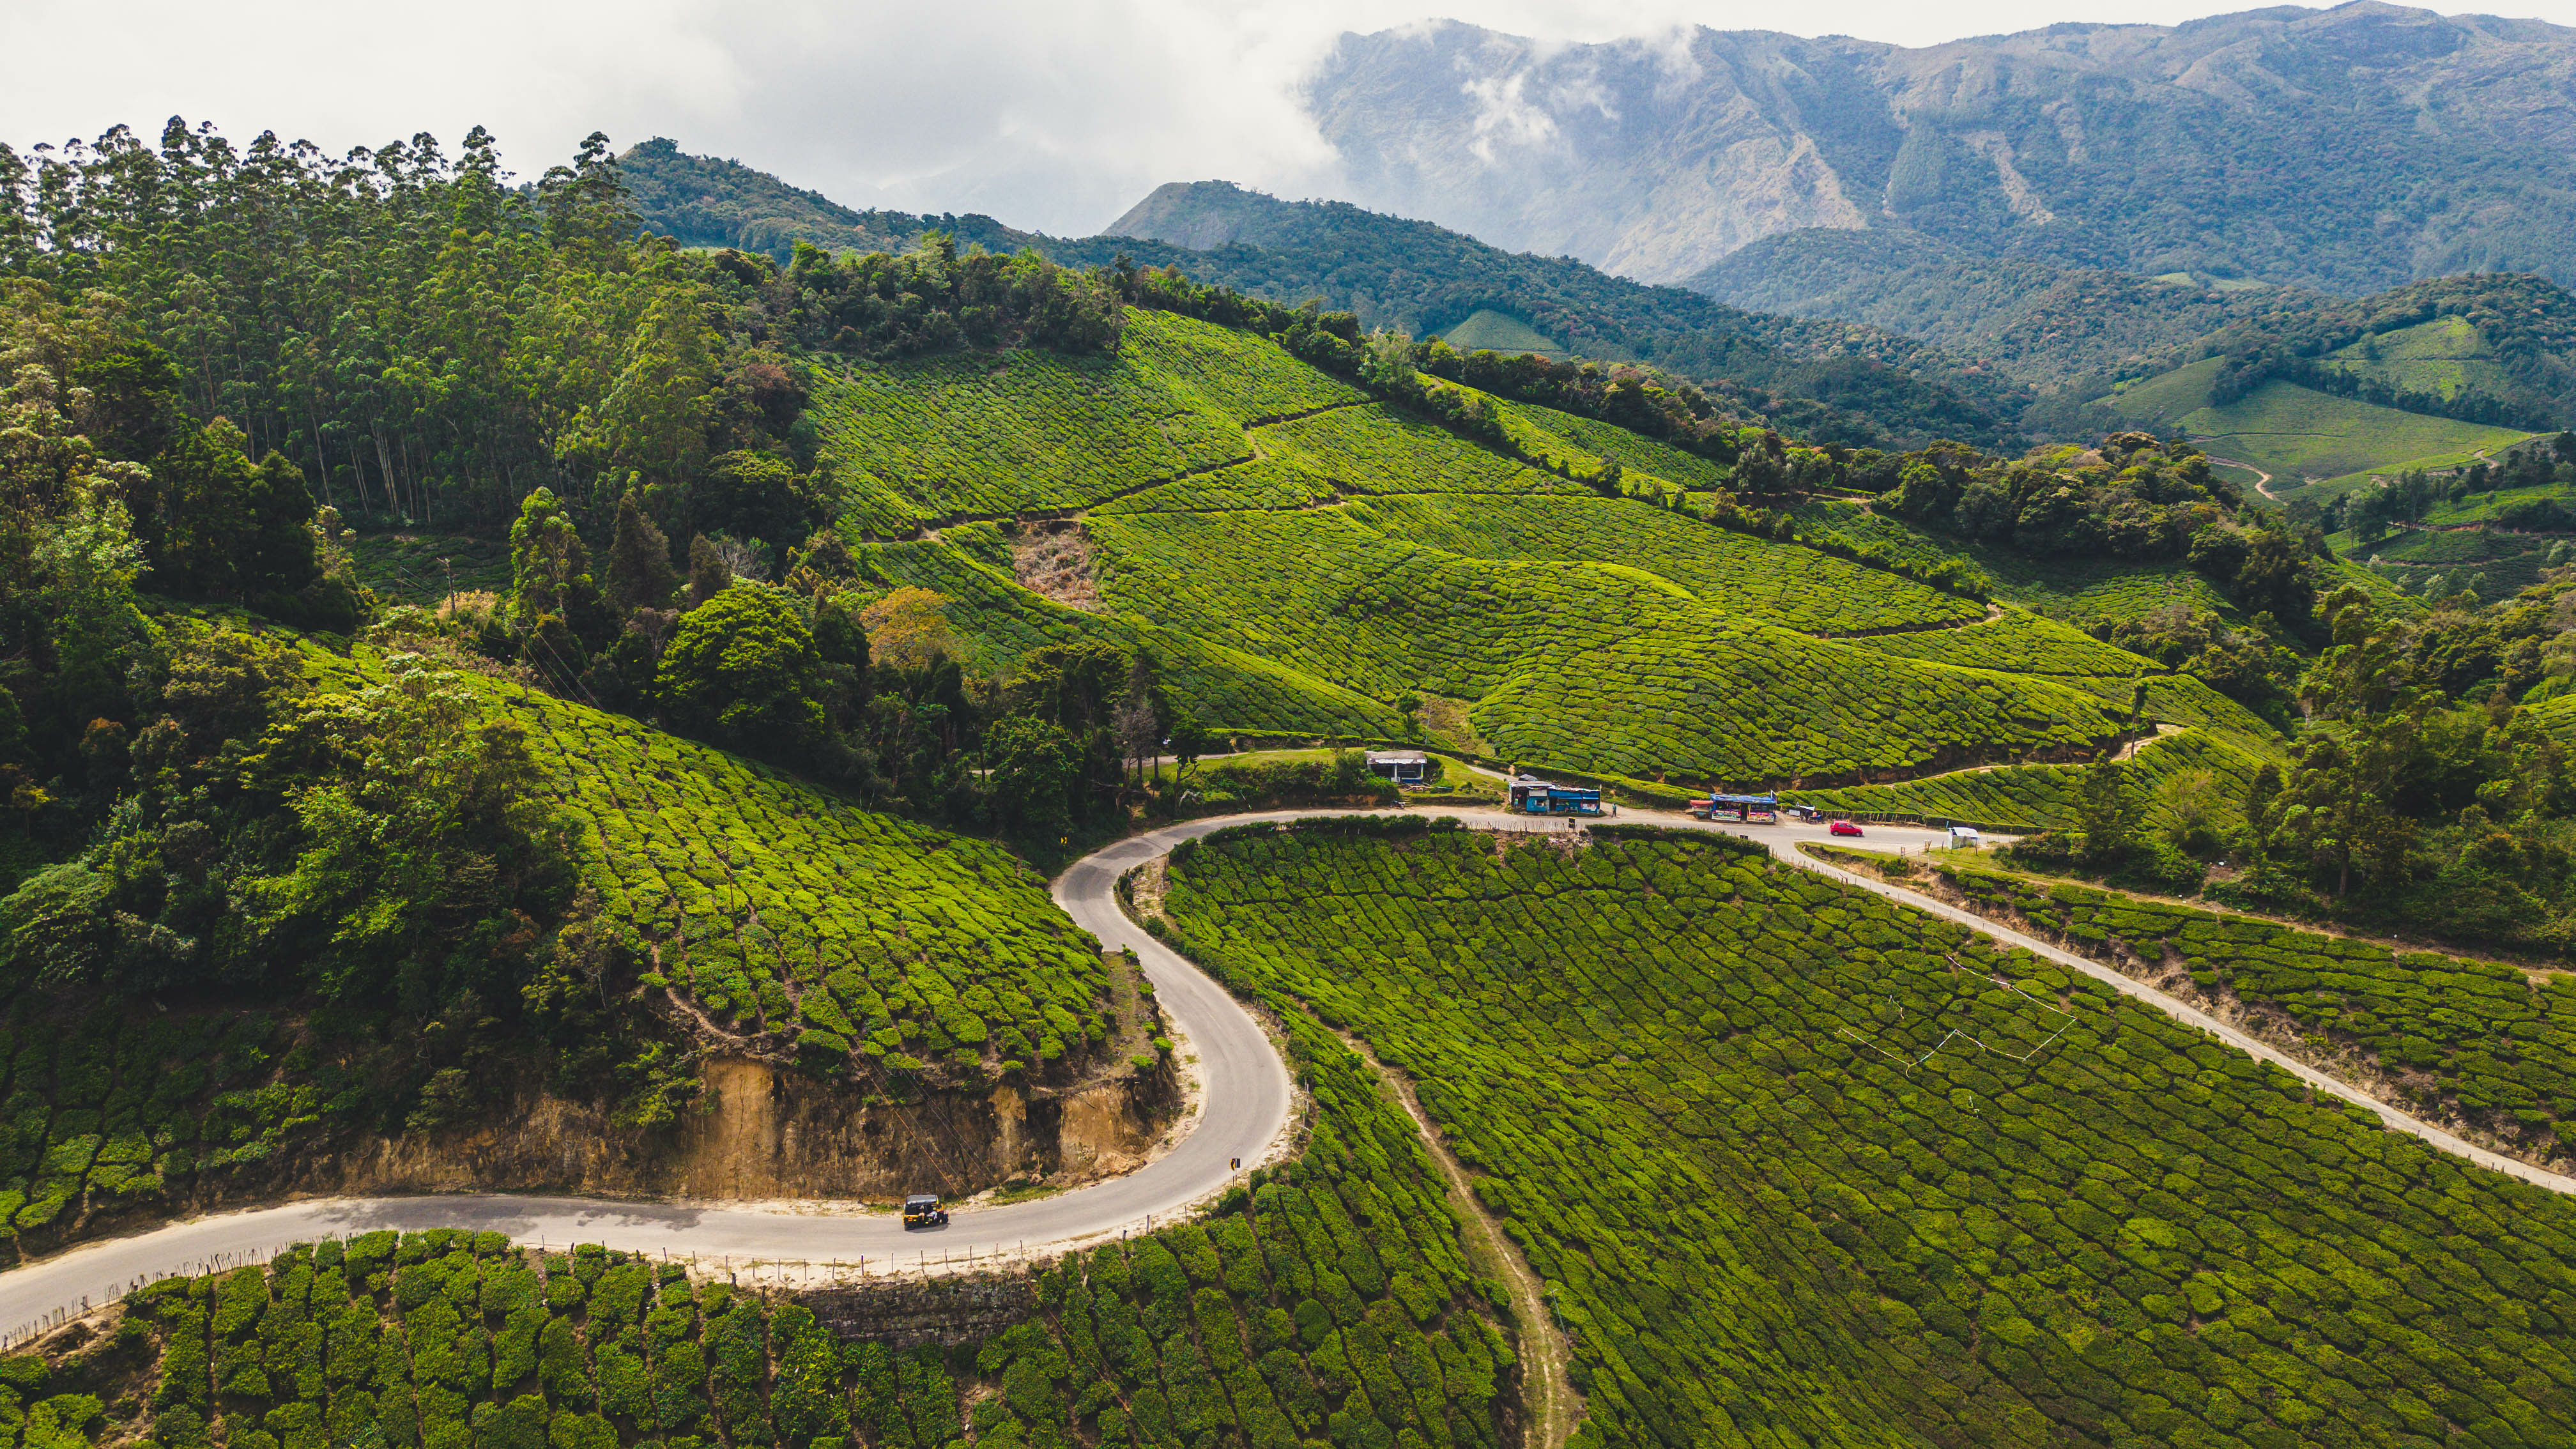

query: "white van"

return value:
[1948, 825, 1984, 849]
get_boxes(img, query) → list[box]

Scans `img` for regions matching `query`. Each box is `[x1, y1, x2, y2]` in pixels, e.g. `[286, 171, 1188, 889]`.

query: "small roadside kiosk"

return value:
[1365, 749, 1430, 784]
[1689, 792, 1779, 823]
[1508, 776, 1604, 816]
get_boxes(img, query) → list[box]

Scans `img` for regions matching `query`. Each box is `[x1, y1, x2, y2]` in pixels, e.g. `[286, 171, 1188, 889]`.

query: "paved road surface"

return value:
[1, 805, 2563, 1346]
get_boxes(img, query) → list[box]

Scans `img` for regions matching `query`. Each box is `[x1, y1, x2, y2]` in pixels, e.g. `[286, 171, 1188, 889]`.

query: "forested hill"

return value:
[2140, 272, 2576, 431]
[1085, 182, 2032, 450]
[619, 138, 1047, 260]
[616, 144, 2032, 450]
[1692, 227, 2320, 388]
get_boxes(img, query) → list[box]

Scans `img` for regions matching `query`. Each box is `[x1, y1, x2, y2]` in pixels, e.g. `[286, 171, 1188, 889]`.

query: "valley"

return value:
[8, 20, 2576, 1445]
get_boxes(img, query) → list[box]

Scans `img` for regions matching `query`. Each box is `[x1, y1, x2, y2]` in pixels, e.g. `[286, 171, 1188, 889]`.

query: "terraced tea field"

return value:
[34, 1011, 1516, 1449]
[480, 672, 1118, 1080]
[806, 309, 1365, 534]
[1851, 608, 2156, 675]
[313, 645, 1126, 1083]
[867, 529, 1406, 741]
[1161, 825, 2576, 1449]
[818, 304, 2279, 788]
[0, 1000, 328, 1250]
[1929, 855, 2576, 1160]
[1342, 494, 1984, 631]
[1492, 399, 1738, 493]
[1793, 728, 2266, 831]
[1088, 507, 2122, 782]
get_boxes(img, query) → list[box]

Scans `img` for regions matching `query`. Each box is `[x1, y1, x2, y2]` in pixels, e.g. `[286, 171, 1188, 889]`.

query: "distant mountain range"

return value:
[620, 0, 2576, 458]
[619, 143, 2035, 450]
[1308, 4, 2576, 298]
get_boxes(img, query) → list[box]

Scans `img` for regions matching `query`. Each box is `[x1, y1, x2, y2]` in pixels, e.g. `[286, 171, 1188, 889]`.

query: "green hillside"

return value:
[0, 615, 1137, 1257]
[1793, 727, 2269, 832]
[1436, 309, 1568, 359]
[2101, 358, 2527, 486]
[22, 1009, 1515, 1449]
[1161, 823, 2576, 1448]
[477, 675, 1117, 1081]
[1927, 854, 2576, 1158]
[811, 307, 2213, 787]
[1792, 499, 2249, 628]
[2319, 314, 2521, 401]
[620, 148, 2038, 452]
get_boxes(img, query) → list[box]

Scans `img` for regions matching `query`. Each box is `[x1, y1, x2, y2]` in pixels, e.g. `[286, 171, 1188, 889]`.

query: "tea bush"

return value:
[1089, 507, 2119, 784]
[1932, 854, 2576, 1156]
[805, 309, 1364, 534]
[1162, 825, 2576, 1448]
[52, 1014, 1512, 1449]
[456, 671, 1114, 1080]
[1853, 610, 2158, 677]
[1796, 730, 2269, 831]
[0, 1004, 335, 1247]
[1340, 494, 1983, 634]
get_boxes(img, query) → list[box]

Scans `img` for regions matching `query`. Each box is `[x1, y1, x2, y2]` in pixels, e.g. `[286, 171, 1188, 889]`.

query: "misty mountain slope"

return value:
[619, 144, 2034, 448]
[1694, 227, 2320, 384]
[1310, 4, 2576, 295]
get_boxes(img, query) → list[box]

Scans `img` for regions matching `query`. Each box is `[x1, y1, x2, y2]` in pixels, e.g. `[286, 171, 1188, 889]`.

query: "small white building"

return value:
[1365, 750, 1430, 783]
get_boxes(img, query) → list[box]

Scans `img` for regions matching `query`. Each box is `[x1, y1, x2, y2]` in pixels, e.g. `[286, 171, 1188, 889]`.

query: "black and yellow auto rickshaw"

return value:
[902, 1193, 949, 1229]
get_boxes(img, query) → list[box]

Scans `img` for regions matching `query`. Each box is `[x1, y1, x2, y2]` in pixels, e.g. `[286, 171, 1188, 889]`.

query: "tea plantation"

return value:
[1793, 729, 2268, 832]
[810, 302, 2181, 789]
[863, 530, 1407, 742]
[1158, 824, 2576, 1449]
[806, 309, 1365, 534]
[1494, 401, 1737, 494]
[1851, 610, 2156, 678]
[450, 667, 1117, 1082]
[1085, 507, 2121, 782]
[1928, 855, 2576, 1160]
[0, 1003, 337, 1251]
[1338, 494, 1984, 634]
[22, 1013, 1518, 1449]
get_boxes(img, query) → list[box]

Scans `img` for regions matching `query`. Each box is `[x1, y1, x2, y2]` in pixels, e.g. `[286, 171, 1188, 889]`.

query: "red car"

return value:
[1827, 818, 1865, 838]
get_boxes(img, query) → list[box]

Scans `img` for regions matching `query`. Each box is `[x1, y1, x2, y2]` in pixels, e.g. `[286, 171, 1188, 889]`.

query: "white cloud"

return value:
[3, 0, 2572, 235]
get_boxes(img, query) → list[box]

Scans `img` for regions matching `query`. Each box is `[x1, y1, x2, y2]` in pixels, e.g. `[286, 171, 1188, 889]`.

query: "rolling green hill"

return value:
[2101, 356, 2527, 488]
[810, 307, 2251, 789]
[1160, 823, 2576, 1448]
[1435, 309, 1569, 359]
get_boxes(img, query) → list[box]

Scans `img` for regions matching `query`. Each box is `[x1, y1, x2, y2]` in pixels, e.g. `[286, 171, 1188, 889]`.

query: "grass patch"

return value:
[2102, 358, 2527, 484]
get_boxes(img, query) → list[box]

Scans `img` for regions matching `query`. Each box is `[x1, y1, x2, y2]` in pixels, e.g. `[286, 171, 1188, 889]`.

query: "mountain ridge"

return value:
[1307, 3, 2576, 294]
[618, 146, 2036, 449]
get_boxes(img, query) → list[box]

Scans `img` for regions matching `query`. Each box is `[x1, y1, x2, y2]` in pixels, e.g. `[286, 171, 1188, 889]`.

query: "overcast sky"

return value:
[5, 0, 2570, 236]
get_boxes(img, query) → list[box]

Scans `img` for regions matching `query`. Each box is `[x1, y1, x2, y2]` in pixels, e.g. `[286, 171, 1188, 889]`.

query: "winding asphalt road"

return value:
[0, 806, 2566, 1345]
[0, 815, 1338, 1341]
